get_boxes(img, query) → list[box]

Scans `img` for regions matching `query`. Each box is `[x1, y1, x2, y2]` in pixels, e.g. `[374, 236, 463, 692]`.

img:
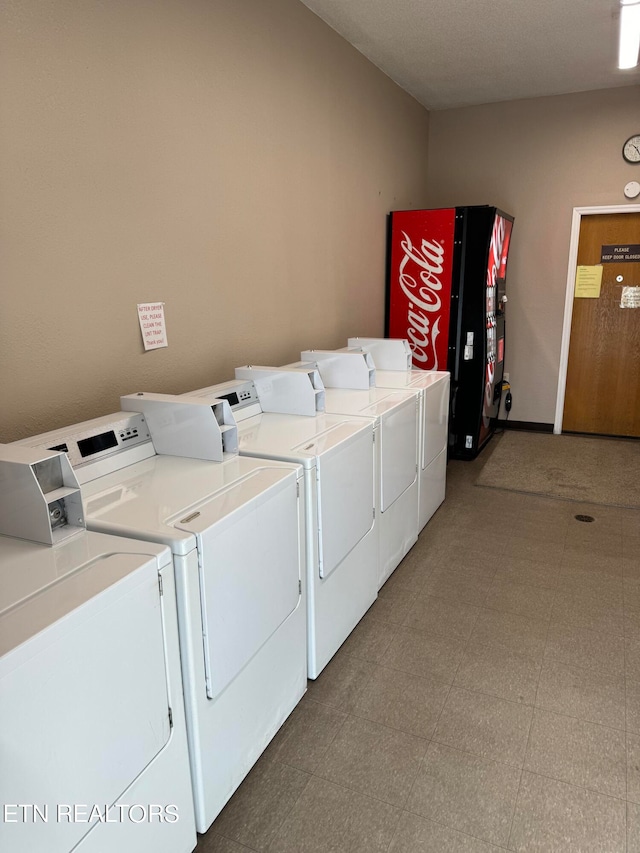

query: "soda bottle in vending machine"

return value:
[386, 206, 514, 459]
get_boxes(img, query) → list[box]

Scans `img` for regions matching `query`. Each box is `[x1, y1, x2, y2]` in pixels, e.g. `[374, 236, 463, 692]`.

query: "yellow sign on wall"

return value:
[574, 265, 603, 298]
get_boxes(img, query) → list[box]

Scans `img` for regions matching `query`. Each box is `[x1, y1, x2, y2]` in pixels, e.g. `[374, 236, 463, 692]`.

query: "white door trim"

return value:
[554, 203, 640, 435]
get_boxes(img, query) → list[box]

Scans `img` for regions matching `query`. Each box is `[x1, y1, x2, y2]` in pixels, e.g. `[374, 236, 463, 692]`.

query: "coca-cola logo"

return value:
[397, 231, 446, 369]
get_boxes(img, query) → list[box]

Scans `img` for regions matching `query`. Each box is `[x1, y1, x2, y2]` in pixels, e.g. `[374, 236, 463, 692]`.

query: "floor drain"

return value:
[574, 514, 595, 523]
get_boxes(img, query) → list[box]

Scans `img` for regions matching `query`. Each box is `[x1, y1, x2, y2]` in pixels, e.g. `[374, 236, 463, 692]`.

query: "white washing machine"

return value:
[0, 445, 196, 853]
[15, 395, 307, 834]
[348, 338, 450, 531]
[290, 351, 420, 589]
[185, 369, 378, 678]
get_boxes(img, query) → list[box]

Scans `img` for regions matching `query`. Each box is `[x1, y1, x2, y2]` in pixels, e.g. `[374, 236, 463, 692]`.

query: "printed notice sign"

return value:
[601, 244, 640, 263]
[621, 286, 640, 308]
[137, 303, 168, 351]
[574, 266, 603, 298]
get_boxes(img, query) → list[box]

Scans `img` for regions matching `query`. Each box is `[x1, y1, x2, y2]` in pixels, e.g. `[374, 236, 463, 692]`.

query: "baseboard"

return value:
[495, 420, 554, 433]
[563, 430, 640, 442]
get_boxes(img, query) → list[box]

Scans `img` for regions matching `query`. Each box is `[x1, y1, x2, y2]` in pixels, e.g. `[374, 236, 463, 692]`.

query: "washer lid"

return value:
[236, 411, 374, 468]
[0, 531, 169, 656]
[374, 369, 450, 391]
[82, 454, 300, 556]
[322, 386, 418, 420]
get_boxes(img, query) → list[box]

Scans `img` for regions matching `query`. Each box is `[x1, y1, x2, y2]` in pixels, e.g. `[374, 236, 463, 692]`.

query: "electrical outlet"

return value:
[504, 372, 510, 381]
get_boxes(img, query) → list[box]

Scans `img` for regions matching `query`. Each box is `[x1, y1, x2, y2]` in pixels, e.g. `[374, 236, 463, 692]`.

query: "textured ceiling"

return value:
[299, 0, 640, 109]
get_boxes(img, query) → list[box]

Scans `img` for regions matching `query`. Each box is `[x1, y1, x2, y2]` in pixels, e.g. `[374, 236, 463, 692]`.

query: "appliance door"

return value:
[0, 557, 170, 853]
[176, 469, 300, 700]
[422, 376, 450, 470]
[315, 429, 375, 579]
[373, 399, 418, 512]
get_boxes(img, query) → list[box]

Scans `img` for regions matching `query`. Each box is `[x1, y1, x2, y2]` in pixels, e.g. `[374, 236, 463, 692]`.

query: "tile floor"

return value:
[196, 440, 640, 852]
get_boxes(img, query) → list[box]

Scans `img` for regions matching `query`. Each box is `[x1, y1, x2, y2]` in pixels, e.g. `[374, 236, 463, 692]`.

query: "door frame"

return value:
[553, 203, 640, 434]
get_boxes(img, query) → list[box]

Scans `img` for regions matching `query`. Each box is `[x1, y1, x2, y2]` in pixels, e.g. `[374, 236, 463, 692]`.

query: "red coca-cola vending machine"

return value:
[386, 206, 514, 459]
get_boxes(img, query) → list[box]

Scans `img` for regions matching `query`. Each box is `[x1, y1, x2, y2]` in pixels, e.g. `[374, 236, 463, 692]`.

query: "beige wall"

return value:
[0, 0, 429, 441]
[426, 86, 640, 425]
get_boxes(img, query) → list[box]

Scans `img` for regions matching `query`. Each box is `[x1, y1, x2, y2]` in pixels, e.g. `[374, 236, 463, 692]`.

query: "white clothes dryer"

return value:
[15, 396, 307, 834]
[290, 351, 420, 590]
[185, 373, 378, 679]
[0, 445, 196, 853]
[348, 338, 450, 531]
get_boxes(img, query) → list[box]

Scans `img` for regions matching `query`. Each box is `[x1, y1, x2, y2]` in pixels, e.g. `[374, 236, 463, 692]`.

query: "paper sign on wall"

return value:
[137, 303, 168, 350]
[574, 266, 603, 298]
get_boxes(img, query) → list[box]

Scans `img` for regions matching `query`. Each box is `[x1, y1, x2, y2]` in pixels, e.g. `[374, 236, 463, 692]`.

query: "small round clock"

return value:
[623, 134, 640, 163]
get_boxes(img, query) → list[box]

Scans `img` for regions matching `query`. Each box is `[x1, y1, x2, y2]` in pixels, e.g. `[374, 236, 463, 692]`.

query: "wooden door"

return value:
[563, 212, 640, 437]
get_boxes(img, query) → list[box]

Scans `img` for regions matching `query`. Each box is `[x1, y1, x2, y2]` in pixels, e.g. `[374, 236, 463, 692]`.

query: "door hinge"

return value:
[168, 706, 173, 729]
[297, 481, 300, 497]
[372, 432, 376, 443]
[158, 574, 164, 596]
[298, 579, 302, 595]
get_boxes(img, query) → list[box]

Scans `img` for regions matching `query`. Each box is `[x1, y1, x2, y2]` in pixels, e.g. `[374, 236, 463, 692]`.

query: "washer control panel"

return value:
[22, 413, 151, 470]
[213, 381, 259, 412]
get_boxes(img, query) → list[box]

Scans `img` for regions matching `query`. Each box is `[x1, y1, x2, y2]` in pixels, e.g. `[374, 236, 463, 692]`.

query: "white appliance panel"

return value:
[172, 546, 306, 831]
[316, 428, 374, 579]
[0, 560, 171, 853]
[320, 388, 418, 513]
[378, 400, 418, 512]
[225, 410, 378, 677]
[422, 373, 450, 470]
[1, 547, 156, 654]
[366, 369, 449, 531]
[81, 456, 296, 556]
[318, 387, 419, 589]
[370, 370, 448, 471]
[347, 337, 412, 370]
[73, 451, 306, 833]
[235, 412, 373, 468]
[176, 472, 300, 699]
[420, 446, 447, 529]
[173, 385, 378, 681]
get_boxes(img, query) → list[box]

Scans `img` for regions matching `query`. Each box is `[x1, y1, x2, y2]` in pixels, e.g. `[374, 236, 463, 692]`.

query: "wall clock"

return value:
[623, 135, 640, 163]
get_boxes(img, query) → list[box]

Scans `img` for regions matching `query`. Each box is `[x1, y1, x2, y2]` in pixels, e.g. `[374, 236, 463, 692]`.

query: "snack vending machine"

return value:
[386, 205, 514, 459]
